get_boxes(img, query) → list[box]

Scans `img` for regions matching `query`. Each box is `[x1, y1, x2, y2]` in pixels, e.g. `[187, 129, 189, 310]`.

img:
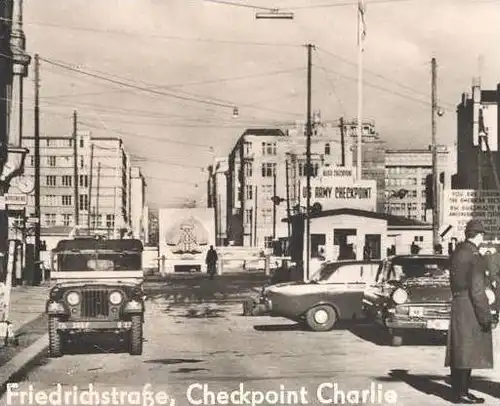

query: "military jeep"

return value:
[46, 237, 145, 357]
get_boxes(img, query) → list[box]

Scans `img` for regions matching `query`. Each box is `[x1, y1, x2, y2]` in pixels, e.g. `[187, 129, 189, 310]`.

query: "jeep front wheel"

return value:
[48, 316, 62, 358]
[129, 315, 143, 356]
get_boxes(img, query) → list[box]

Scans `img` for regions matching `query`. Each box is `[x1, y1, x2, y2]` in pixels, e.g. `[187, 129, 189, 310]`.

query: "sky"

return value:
[20, 0, 500, 209]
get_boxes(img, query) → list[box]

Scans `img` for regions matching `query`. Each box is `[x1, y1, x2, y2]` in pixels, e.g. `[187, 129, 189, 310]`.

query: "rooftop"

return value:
[282, 208, 430, 227]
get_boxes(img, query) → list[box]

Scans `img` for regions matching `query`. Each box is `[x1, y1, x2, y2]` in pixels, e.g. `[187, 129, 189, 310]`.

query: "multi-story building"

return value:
[385, 146, 456, 223]
[224, 117, 381, 248]
[207, 157, 229, 246]
[455, 81, 500, 189]
[8, 132, 146, 249]
[131, 167, 148, 243]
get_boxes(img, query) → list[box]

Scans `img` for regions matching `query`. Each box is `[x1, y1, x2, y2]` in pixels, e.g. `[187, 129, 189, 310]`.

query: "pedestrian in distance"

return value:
[205, 245, 218, 280]
[445, 219, 493, 404]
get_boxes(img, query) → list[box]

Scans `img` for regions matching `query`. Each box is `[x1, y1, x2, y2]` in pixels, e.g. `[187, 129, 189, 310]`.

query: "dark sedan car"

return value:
[362, 254, 499, 346]
[263, 260, 380, 331]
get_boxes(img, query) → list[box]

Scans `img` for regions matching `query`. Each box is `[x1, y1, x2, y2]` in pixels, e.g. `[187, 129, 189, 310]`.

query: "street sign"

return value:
[5, 194, 27, 206]
[443, 189, 500, 238]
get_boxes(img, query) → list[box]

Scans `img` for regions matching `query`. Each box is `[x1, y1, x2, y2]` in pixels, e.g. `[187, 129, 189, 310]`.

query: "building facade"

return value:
[456, 81, 500, 189]
[8, 132, 147, 249]
[131, 167, 148, 243]
[223, 117, 380, 248]
[384, 146, 456, 223]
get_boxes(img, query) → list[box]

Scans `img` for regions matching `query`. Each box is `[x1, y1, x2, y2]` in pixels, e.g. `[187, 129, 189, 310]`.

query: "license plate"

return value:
[59, 322, 90, 329]
[409, 307, 424, 317]
[427, 319, 449, 330]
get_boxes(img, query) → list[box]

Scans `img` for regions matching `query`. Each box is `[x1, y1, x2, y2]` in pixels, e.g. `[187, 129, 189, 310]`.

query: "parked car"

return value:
[362, 254, 499, 346]
[263, 260, 380, 331]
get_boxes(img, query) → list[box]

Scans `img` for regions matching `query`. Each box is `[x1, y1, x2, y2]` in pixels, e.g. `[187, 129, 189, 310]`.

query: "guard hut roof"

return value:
[282, 208, 430, 227]
[53, 238, 143, 253]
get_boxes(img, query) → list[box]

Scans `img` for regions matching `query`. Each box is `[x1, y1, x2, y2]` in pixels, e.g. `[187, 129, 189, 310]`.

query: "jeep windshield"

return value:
[57, 251, 141, 271]
[53, 238, 143, 272]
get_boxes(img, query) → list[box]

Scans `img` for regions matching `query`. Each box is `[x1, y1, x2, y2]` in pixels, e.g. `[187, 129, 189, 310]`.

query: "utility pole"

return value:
[96, 162, 101, 227]
[305, 43, 313, 281]
[253, 185, 258, 247]
[272, 171, 277, 240]
[34, 53, 40, 283]
[285, 159, 291, 241]
[87, 143, 94, 230]
[431, 58, 439, 251]
[340, 117, 345, 166]
[72, 110, 79, 226]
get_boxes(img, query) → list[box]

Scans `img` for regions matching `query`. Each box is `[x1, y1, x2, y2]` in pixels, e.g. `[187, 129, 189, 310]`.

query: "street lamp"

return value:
[256, 10, 294, 19]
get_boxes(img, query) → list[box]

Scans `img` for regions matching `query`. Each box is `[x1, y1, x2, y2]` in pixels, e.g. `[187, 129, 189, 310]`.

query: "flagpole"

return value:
[356, 0, 364, 181]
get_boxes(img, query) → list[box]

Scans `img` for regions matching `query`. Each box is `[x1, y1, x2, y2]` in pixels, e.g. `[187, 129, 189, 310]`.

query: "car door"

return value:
[323, 263, 368, 319]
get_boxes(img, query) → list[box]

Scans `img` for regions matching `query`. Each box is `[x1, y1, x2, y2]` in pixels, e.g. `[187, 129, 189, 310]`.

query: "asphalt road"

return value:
[2, 274, 500, 406]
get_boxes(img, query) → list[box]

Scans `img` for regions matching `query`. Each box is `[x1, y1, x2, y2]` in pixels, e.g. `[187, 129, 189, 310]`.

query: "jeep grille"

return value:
[81, 289, 109, 318]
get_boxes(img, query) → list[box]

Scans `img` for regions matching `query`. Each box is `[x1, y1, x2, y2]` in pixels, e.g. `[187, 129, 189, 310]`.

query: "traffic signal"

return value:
[271, 196, 284, 205]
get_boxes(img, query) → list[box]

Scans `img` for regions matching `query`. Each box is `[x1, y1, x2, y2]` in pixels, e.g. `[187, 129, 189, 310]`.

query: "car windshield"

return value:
[310, 265, 336, 282]
[389, 258, 450, 281]
[57, 252, 141, 271]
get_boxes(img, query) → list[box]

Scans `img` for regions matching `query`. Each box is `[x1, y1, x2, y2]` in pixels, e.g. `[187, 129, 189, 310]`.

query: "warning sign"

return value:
[443, 189, 500, 238]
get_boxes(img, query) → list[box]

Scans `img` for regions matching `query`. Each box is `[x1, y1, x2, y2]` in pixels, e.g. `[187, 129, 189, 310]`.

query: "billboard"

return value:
[158, 208, 215, 273]
[443, 189, 500, 239]
[301, 178, 377, 212]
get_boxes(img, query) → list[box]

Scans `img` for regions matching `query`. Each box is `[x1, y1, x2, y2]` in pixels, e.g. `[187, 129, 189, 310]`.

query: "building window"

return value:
[244, 141, 252, 155]
[313, 163, 319, 177]
[261, 163, 276, 177]
[80, 156, 85, 169]
[80, 138, 84, 148]
[62, 195, 72, 206]
[264, 236, 273, 248]
[46, 176, 56, 187]
[44, 213, 56, 226]
[79, 175, 88, 188]
[106, 214, 115, 228]
[299, 163, 305, 177]
[62, 214, 72, 226]
[79, 194, 89, 211]
[261, 142, 277, 156]
[30, 156, 34, 166]
[261, 208, 272, 224]
[244, 209, 253, 225]
[92, 214, 103, 228]
[325, 143, 331, 155]
[62, 175, 72, 187]
[245, 185, 253, 200]
[244, 162, 253, 177]
[47, 156, 56, 167]
[261, 184, 273, 196]
[46, 139, 51, 147]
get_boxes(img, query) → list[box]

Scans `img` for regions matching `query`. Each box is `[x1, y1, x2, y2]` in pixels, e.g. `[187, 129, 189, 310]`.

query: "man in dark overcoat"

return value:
[483, 248, 500, 312]
[445, 219, 493, 404]
[205, 245, 218, 280]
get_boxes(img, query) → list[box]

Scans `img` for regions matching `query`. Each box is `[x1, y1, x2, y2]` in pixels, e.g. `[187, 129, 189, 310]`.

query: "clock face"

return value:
[15, 177, 34, 194]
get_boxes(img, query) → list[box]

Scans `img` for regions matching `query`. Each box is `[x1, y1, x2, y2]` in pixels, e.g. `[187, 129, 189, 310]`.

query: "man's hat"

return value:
[465, 219, 486, 234]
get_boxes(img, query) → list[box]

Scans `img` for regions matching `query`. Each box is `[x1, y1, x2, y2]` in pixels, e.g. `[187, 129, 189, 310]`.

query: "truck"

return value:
[158, 208, 215, 274]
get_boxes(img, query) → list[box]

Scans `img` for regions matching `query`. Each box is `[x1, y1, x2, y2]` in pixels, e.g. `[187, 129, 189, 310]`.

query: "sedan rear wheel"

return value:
[306, 305, 337, 332]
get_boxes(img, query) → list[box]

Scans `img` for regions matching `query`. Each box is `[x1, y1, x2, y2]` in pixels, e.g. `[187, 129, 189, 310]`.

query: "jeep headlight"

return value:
[66, 291, 80, 306]
[485, 288, 496, 305]
[109, 291, 123, 305]
[392, 288, 408, 305]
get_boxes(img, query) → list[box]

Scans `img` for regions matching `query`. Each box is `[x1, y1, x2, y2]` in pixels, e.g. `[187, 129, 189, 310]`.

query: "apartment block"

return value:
[9, 131, 146, 247]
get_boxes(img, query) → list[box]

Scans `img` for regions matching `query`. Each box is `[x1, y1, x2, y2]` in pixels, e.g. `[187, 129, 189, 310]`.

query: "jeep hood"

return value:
[51, 270, 143, 286]
[396, 278, 451, 303]
[53, 279, 142, 289]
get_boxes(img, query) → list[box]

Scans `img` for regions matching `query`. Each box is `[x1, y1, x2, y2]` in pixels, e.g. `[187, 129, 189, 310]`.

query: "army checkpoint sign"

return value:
[443, 189, 500, 239]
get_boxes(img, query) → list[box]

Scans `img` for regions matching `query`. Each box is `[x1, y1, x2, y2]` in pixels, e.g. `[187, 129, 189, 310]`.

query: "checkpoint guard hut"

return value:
[285, 208, 432, 278]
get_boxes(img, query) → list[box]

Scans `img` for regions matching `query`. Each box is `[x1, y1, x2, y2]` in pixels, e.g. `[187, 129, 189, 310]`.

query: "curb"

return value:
[0, 334, 48, 394]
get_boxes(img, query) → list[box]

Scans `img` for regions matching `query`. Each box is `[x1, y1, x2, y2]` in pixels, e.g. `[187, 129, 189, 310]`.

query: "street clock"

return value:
[11, 176, 34, 194]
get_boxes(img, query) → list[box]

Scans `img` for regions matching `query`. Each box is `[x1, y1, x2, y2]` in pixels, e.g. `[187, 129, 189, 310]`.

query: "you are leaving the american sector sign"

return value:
[443, 189, 500, 238]
[301, 179, 377, 211]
